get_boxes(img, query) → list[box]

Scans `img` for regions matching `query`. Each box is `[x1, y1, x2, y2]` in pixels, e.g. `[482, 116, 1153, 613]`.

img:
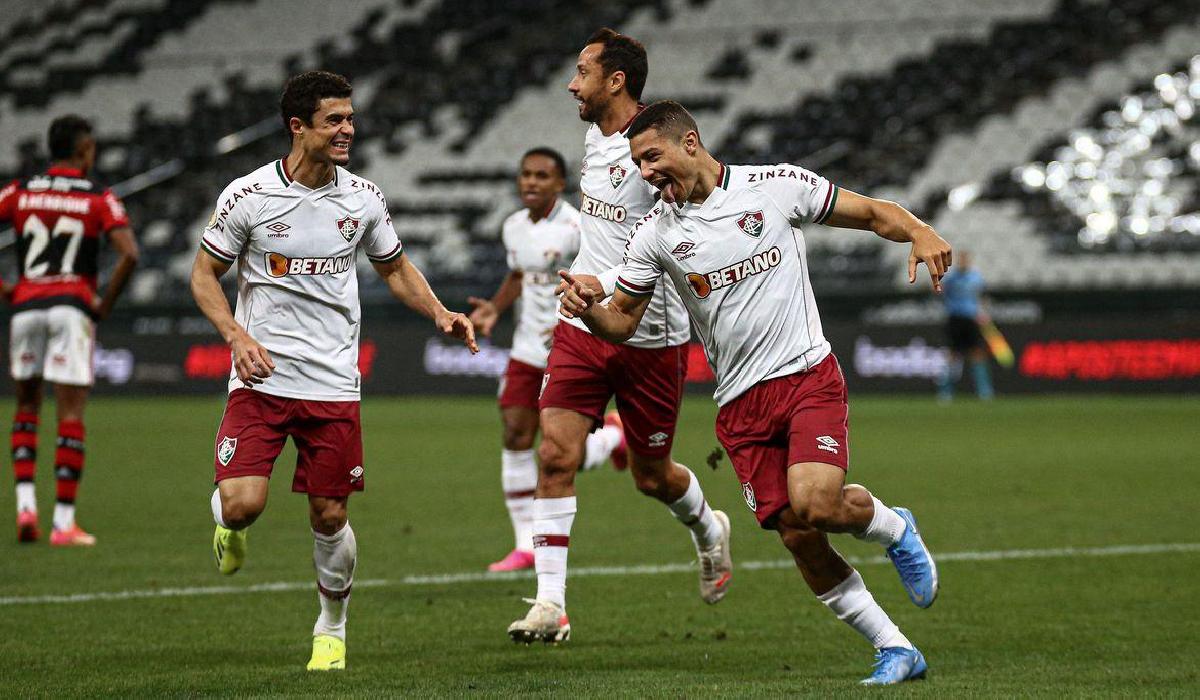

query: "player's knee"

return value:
[537, 437, 580, 476]
[309, 500, 348, 535]
[631, 468, 669, 499]
[502, 424, 536, 451]
[222, 496, 265, 529]
[777, 519, 822, 556]
[792, 493, 840, 531]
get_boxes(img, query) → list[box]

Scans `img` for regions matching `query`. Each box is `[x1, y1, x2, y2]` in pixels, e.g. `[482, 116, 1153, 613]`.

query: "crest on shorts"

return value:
[336, 216, 360, 242]
[742, 482, 757, 512]
[217, 436, 237, 467]
[609, 164, 627, 188]
[736, 210, 765, 238]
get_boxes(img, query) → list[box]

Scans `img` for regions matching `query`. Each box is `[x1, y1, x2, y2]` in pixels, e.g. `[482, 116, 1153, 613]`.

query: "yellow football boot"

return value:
[212, 525, 247, 575]
[306, 634, 346, 671]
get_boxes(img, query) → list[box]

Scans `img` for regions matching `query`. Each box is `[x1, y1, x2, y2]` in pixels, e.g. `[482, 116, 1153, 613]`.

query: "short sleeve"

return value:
[0, 180, 18, 223]
[97, 189, 130, 233]
[200, 180, 254, 264]
[759, 164, 839, 227]
[360, 187, 402, 264]
[614, 213, 662, 298]
[500, 219, 519, 272]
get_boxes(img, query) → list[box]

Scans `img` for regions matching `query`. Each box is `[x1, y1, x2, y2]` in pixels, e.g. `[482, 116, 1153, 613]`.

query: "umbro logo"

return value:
[816, 435, 839, 455]
[266, 221, 290, 238]
[648, 431, 670, 448]
[671, 241, 696, 261]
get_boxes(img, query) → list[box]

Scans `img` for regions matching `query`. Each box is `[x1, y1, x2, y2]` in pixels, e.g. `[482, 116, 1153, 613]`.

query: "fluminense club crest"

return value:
[742, 482, 757, 512]
[609, 164, 627, 188]
[336, 216, 360, 242]
[736, 210, 765, 238]
[217, 436, 237, 467]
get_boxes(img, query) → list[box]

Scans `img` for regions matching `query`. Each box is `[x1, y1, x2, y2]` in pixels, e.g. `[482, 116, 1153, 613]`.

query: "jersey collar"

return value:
[618, 103, 647, 135]
[46, 166, 84, 177]
[276, 157, 339, 191]
[529, 197, 559, 223]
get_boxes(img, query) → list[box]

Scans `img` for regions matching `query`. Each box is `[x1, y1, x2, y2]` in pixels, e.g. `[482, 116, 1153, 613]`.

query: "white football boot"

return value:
[508, 599, 571, 644]
[696, 510, 732, 604]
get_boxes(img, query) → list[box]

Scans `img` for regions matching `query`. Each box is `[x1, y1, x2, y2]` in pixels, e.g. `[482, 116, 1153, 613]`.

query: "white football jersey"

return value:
[200, 159, 402, 401]
[501, 199, 580, 368]
[617, 163, 839, 405]
[569, 120, 690, 348]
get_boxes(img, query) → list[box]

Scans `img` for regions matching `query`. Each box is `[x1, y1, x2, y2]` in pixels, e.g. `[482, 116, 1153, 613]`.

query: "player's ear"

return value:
[609, 69, 626, 97]
[683, 131, 699, 156]
[288, 116, 306, 139]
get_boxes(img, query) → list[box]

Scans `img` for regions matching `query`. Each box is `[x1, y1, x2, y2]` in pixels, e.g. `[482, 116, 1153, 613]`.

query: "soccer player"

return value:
[508, 29, 732, 645]
[0, 115, 140, 546]
[558, 101, 946, 685]
[190, 71, 476, 671]
[468, 147, 624, 573]
[936, 251, 994, 401]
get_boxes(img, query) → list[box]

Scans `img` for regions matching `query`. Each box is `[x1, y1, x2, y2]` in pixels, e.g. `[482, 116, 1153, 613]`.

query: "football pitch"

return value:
[2, 394, 1197, 697]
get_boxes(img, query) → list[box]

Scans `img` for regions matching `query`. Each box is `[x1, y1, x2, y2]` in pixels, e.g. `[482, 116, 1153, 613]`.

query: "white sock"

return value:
[312, 523, 357, 641]
[666, 466, 722, 548]
[818, 569, 912, 650]
[16, 483, 36, 513]
[532, 496, 576, 608]
[855, 496, 906, 547]
[501, 449, 538, 551]
[582, 424, 622, 470]
[210, 489, 228, 528]
[52, 503, 75, 531]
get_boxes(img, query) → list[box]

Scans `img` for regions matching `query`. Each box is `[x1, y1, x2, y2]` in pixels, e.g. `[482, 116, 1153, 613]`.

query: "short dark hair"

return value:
[585, 28, 648, 101]
[521, 147, 567, 179]
[626, 100, 701, 145]
[280, 71, 353, 136]
[47, 115, 92, 160]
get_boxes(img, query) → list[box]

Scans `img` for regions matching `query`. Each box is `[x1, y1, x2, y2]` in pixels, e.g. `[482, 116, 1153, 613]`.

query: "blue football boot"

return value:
[886, 507, 938, 608]
[860, 646, 928, 685]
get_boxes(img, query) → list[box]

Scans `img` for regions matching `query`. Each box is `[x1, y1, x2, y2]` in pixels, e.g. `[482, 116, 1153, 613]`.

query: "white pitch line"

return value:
[2, 542, 1197, 607]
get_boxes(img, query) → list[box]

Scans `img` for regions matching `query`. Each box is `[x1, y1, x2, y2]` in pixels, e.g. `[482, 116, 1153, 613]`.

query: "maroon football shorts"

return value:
[539, 322, 687, 458]
[715, 354, 849, 529]
[213, 388, 364, 498]
[498, 358, 544, 411]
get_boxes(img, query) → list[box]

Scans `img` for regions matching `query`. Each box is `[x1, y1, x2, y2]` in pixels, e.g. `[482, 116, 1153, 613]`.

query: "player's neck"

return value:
[50, 159, 86, 175]
[686, 153, 723, 205]
[527, 197, 556, 223]
[598, 98, 641, 137]
[285, 151, 336, 189]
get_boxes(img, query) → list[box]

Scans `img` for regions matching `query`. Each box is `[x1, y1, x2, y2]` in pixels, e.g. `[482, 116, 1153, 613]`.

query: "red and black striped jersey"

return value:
[0, 166, 129, 311]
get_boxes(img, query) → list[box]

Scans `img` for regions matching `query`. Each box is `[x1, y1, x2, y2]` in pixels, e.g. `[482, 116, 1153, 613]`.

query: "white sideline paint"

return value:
[2, 542, 1197, 607]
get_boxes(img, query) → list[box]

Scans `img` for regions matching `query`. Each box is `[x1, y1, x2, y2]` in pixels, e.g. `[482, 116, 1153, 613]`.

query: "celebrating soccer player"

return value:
[468, 147, 625, 573]
[190, 71, 477, 671]
[0, 115, 140, 546]
[508, 30, 732, 645]
[559, 101, 947, 685]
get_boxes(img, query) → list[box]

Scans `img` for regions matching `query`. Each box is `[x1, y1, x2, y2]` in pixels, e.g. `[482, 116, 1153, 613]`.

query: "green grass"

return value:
[1, 395, 1197, 697]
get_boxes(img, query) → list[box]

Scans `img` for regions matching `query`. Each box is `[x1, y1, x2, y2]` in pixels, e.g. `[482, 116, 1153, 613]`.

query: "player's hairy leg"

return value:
[535, 408, 591, 497]
[626, 451, 690, 504]
[218, 476, 269, 530]
[501, 407, 538, 451]
[308, 495, 348, 535]
[786, 462, 874, 533]
[774, 506, 853, 595]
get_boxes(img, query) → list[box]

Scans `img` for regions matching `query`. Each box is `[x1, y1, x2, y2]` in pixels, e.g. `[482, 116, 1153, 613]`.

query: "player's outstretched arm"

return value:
[823, 189, 952, 292]
[373, 253, 479, 353]
[467, 270, 523, 338]
[93, 226, 140, 320]
[558, 271, 650, 344]
[190, 249, 275, 385]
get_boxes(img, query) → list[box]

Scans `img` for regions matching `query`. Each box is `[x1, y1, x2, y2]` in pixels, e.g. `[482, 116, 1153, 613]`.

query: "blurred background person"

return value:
[937, 251, 993, 401]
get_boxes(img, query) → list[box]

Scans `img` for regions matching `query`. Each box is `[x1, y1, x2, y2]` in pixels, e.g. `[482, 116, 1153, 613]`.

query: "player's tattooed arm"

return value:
[190, 249, 275, 385]
[558, 271, 650, 344]
[373, 253, 479, 354]
[823, 188, 953, 292]
[467, 270, 523, 338]
[93, 226, 140, 320]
